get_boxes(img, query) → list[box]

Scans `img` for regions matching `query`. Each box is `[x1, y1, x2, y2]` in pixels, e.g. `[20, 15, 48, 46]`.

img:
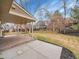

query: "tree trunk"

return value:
[63, 0, 66, 20]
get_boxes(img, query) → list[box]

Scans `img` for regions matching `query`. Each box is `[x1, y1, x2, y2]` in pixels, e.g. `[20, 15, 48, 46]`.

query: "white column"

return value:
[17, 24, 19, 32]
[31, 22, 33, 33]
[0, 20, 3, 37]
[31, 22, 34, 37]
[28, 23, 31, 33]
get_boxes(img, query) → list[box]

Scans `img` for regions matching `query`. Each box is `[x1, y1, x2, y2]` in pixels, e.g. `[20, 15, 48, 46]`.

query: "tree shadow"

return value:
[62, 32, 79, 37]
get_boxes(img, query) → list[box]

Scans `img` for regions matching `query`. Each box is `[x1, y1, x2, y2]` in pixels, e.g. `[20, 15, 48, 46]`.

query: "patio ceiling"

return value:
[0, 0, 35, 24]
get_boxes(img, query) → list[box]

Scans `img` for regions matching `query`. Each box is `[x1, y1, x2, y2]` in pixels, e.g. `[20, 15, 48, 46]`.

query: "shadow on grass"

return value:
[62, 32, 79, 37]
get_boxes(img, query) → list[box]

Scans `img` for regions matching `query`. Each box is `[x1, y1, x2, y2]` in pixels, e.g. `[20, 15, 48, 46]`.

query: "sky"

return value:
[15, 0, 75, 20]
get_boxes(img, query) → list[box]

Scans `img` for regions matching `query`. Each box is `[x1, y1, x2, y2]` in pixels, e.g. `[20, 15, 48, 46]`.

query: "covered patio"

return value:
[0, 0, 35, 37]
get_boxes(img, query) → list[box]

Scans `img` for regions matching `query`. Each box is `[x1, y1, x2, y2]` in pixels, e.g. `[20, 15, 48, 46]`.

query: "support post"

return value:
[0, 20, 3, 37]
[31, 22, 34, 37]
[28, 23, 31, 33]
[31, 22, 33, 34]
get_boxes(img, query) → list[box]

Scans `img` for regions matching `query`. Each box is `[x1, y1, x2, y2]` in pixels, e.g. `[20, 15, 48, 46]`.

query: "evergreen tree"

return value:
[71, 7, 79, 20]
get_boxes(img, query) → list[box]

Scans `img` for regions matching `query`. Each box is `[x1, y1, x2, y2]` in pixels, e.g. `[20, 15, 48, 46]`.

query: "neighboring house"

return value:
[33, 20, 47, 30]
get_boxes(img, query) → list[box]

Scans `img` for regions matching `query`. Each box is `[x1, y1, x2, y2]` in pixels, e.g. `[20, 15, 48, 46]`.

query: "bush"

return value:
[71, 24, 79, 30]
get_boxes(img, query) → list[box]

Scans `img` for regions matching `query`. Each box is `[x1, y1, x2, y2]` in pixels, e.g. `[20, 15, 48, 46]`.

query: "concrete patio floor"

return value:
[1, 36, 62, 59]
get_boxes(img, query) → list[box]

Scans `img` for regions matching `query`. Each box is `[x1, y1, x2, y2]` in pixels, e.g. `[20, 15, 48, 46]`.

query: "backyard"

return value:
[32, 32, 79, 59]
[0, 0, 79, 59]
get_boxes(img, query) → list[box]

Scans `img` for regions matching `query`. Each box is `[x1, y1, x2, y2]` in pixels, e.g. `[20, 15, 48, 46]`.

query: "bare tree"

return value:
[48, 10, 65, 32]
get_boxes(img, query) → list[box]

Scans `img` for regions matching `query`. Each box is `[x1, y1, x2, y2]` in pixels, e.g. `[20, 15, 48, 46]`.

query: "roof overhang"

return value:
[0, 0, 35, 24]
[9, 1, 35, 21]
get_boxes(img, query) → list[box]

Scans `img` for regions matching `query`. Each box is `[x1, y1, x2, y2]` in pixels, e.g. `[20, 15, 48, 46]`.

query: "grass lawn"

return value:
[32, 32, 79, 59]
